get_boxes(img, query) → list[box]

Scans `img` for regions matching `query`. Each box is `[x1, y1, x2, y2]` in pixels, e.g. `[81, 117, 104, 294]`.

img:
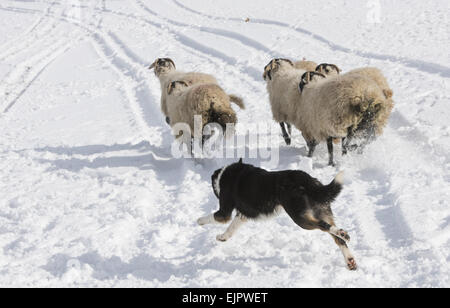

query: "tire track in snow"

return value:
[44, 2, 168, 140]
[0, 1, 59, 62]
[0, 1, 106, 114]
[170, 0, 450, 79]
[0, 7, 84, 113]
[132, 0, 269, 82]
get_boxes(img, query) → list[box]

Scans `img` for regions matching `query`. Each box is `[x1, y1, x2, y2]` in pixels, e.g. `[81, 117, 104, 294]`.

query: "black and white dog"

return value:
[197, 159, 357, 270]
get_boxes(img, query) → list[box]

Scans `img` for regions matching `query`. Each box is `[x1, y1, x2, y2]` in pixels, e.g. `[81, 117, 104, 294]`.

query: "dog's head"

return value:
[167, 80, 189, 95]
[315, 63, 341, 76]
[211, 159, 243, 198]
[263, 58, 294, 81]
[149, 58, 176, 77]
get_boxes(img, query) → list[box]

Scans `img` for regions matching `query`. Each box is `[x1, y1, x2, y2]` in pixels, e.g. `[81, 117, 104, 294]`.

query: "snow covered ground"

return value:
[0, 0, 449, 287]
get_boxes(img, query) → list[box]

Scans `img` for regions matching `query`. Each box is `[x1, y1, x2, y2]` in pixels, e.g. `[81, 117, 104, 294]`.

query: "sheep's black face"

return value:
[149, 58, 176, 77]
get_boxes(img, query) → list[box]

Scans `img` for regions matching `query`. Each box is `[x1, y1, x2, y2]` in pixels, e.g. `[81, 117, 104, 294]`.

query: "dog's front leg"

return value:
[216, 213, 247, 242]
[197, 214, 219, 226]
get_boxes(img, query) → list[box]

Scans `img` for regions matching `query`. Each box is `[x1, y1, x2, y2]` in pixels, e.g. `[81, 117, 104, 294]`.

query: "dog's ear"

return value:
[149, 59, 158, 70]
[238, 158, 243, 164]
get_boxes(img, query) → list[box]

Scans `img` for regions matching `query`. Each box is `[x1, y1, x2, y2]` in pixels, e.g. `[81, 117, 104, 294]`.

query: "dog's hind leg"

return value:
[317, 220, 350, 242]
[216, 213, 247, 242]
[331, 235, 357, 271]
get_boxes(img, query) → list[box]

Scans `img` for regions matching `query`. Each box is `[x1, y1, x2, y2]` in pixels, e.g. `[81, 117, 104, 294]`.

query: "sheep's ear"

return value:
[238, 158, 243, 164]
[167, 82, 175, 95]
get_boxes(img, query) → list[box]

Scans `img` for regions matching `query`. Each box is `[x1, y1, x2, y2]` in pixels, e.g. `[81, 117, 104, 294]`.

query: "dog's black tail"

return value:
[310, 171, 344, 204]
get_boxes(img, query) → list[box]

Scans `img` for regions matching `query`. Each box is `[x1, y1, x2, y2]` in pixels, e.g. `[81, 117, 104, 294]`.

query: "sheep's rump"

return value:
[346, 67, 393, 99]
[186, 84, 237, 132]
[167, 84, 237, 139]
[160, 72, 217, 116]
[298, 74, 390, 142]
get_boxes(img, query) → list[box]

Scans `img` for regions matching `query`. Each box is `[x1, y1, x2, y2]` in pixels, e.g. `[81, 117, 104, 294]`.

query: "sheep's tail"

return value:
[309, 171, 344, 204]
[383, 89, 393, 99]
[205, 101, 237, 138]
[228, 94, 245, 109]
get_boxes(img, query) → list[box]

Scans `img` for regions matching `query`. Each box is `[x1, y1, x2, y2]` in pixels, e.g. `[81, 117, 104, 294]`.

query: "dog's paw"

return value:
[216, 234, 229, 242]
[338, 229, 350, 242]
[346, 257, 357, 271]
[197, 217, 207, 226]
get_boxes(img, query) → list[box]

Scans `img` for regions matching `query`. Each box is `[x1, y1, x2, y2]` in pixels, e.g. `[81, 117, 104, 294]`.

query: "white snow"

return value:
[0, 0, 449, 287]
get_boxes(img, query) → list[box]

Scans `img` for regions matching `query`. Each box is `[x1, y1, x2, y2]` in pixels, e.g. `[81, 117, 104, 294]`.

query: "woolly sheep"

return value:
[294, 60, 318, 72]
[265, 59, 393, 165]
[263, 58, 308, 146]
[149, 58, 218, 123]
[316, 64, 394, 99]
[165, 81, 245, 151]
[315, 63, 394, 153]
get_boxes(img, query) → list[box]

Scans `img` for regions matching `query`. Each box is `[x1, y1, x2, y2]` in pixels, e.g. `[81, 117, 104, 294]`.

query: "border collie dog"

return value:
[197, 159, 357, 270]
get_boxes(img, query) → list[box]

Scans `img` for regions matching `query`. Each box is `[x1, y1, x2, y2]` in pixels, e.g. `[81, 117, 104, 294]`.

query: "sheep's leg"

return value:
[327, 137, 335, 166]
[165, 117, 170, 125]
[307, 140, 317, 157]
[342, 138, 348, 155]
[280, 122, 291, 146]
[216, 213, 247, 242]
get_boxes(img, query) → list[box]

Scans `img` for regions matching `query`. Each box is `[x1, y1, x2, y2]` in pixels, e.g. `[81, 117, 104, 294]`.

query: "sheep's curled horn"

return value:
[263, 58, 294, 80]
[315, 63, 341, 75]
[167, 80, 188, 95]
[148, 58, 176, 70]
[298, 71, 326, 93]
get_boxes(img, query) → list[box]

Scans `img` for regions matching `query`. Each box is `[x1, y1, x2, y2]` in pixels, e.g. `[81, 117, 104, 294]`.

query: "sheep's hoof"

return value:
[347, 258, 357, 271]
[328, 161, 336, 167]
[283, 137, 291, 146]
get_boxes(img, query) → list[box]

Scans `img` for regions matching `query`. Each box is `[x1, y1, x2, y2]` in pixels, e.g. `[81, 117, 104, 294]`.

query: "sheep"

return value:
[316, 64, 393, 100]
[165, 80, 245, 153]
[265, 59, 393, 166]
[263, 58, 308, 146]
[294, 59, 318, 72]
[315, 64, 394, 154]
[149, 58, 218, 123]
